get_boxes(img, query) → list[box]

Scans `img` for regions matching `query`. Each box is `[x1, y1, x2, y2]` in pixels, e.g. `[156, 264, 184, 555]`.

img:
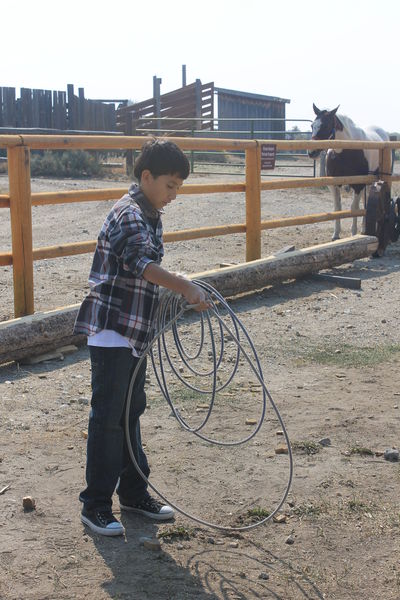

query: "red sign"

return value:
[261, 143, 276, 170]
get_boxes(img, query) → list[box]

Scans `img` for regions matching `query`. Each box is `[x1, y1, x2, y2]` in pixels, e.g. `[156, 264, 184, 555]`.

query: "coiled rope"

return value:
[125, 280, 293, 531]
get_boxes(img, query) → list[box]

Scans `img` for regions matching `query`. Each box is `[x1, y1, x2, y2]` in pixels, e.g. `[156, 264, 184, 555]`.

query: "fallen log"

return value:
[193, 234, 377, 297]
[0, 235, 378, 365]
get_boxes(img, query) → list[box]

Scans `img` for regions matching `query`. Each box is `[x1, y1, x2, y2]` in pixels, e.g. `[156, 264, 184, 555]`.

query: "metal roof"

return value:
[215, 87, 290, 104]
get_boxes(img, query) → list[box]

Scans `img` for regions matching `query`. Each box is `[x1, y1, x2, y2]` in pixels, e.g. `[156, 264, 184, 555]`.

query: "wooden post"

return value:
[78, 87, 85, 130]
[67, 84, 75, 129]
[8, 145, 34, 317]
[153, 76, 162, 133]
[380, 145, 392, 195]
[245, 143, 261, 261]
[195, 79, 202, 131]
[125, 114, 135, 176]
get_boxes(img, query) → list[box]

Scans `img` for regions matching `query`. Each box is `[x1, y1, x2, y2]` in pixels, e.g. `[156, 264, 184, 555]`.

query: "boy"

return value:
[74, 139, 209, 536]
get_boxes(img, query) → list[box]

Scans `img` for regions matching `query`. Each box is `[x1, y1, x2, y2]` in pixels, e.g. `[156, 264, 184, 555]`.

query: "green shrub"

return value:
[30, 150, 103, 178]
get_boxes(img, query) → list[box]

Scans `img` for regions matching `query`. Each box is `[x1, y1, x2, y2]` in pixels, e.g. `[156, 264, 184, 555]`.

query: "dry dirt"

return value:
[1, 163, 400, 600]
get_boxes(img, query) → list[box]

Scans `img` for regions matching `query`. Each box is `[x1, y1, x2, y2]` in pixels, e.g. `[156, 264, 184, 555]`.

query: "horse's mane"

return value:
[337, 114, 370, 141]
[336, 114, 388, 142]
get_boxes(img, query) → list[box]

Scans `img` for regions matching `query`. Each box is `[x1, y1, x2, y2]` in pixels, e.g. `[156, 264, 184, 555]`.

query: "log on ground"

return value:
[0, 235, 378, 365]
[196, 234, 378, 298]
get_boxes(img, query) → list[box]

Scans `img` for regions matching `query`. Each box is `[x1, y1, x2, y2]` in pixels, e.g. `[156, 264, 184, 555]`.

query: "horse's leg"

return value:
[332, 186, 341, 240]
[351, 190, 362, 236]
[360, 187, 368, 234]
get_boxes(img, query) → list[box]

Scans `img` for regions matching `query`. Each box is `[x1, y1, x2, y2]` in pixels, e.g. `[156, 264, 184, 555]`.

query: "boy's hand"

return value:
[142, 263, 210, 310]
[181, 281, 210, 311]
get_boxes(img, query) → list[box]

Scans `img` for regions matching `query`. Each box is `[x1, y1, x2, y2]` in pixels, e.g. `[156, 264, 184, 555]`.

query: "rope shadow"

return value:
[185, 545, 325, 600]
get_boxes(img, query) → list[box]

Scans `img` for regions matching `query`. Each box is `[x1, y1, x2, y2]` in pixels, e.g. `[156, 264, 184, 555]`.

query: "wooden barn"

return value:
[215, 87, 290, 139]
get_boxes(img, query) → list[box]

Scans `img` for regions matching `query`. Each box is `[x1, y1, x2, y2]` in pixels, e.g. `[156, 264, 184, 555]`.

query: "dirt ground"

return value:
[1, 162, 400, 599]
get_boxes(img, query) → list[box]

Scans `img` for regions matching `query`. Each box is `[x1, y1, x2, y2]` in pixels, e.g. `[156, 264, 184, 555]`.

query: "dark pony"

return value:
[309, 104, 390, 240]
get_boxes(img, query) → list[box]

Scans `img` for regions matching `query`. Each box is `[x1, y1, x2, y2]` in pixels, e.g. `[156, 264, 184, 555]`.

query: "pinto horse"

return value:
[308, 104, 390, 240]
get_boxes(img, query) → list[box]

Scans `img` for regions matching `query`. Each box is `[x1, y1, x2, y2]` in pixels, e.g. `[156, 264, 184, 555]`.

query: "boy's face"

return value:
[140, 170, 183, 211]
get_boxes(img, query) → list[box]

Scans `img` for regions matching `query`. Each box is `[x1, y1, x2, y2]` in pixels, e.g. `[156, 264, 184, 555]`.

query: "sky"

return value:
[3, 0, 400, 132]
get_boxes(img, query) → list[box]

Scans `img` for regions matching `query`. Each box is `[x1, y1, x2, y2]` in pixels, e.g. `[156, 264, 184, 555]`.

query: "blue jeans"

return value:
[79, 346, 150, 511]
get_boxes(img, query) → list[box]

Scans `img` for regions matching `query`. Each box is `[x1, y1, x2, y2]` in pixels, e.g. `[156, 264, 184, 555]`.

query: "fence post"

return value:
[245, 143, 261, 261]
[125, 115, 134, 176]
[190, 128, 195, 173]
[7, 145, 34, 317]
[379, 145, 392, 195]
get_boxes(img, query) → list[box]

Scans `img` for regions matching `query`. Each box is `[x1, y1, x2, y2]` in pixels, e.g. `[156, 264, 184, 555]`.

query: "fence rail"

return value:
[0, 134, 399, 318]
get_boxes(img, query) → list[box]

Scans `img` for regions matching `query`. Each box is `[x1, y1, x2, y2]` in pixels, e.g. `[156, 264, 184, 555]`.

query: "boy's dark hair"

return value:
[134, 139, 190, 181]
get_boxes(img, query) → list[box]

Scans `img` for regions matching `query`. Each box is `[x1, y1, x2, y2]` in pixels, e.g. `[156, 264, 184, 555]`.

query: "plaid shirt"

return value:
[74, 185, 164, 355]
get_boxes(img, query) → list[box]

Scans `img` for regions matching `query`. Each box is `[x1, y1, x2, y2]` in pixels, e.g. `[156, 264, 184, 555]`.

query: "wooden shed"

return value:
[215, 87, 290, 139]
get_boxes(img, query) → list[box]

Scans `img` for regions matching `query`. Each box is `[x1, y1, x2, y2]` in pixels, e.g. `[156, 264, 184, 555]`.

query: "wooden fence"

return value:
[0, 134, 399, 319]
[116, 80, 214, 135]
[0, 85, 118, 131]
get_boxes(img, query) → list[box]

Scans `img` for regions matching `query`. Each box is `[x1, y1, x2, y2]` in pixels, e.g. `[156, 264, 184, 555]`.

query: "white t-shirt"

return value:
[87, 330, 139, 357]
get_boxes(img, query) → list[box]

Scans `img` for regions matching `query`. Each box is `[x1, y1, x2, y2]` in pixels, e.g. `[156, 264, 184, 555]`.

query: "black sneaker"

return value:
[119, 495, 175, 521]
[81, 507, 125, 536]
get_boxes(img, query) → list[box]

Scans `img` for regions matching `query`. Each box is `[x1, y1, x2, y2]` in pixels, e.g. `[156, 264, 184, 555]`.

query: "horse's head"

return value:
[308, 104, 341, 159]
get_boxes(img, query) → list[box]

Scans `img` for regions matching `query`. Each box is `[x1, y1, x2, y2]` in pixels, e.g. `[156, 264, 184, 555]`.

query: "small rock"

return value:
[245, 418, 257, 426]
[81, 430, 88, 439]
[285, 534, 295, 545]
[384, 448, 399, 462]
[258, 572, 270, 580]
[276, 430, 284, 436]
[176, 543, 184, 550]
[140, 537, 161, 551]
[275, 445, 289, 455]
[273, 514, 287, 523]
[318, 437, 331, 447]
[207, 537, 215, 544]
[229, 541, 239, 548]
[22, 496, 36, 511]
[239, 572, 247, 579]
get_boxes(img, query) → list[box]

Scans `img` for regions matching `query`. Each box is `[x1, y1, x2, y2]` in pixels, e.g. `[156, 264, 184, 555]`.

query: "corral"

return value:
[1, 137, 400, 599]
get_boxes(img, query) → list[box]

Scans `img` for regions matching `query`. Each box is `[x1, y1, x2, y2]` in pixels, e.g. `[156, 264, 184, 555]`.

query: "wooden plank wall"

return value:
[0, 85, 116, 131]
[116, 81, 214, 136]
